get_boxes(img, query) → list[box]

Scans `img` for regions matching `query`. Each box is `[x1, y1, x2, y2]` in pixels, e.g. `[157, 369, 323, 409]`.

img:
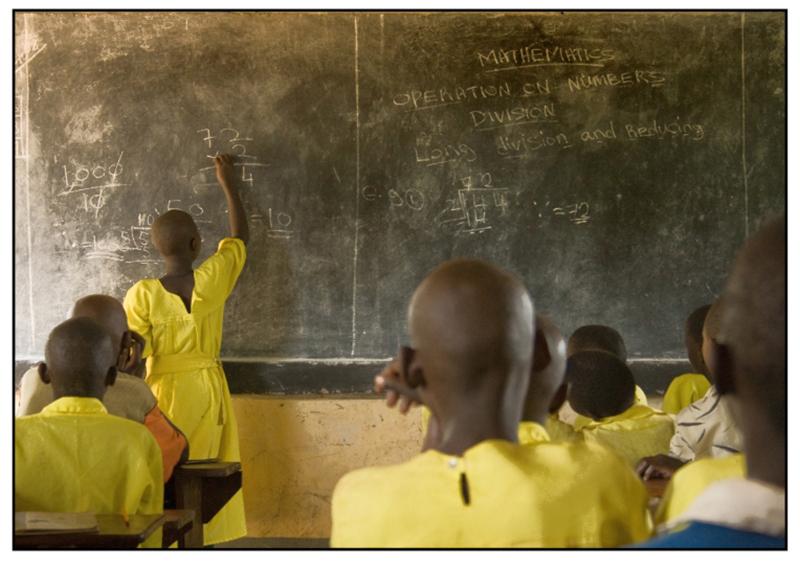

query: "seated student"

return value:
[654, 453, 745, 525]
[662, 305, 712, 414]
[15, 318, 164, 547]
[17, 294, 188, 482]
[640, 218, 785, 548]
[562, 325, 648, 428]
[523, 315, 576, 444]
[408, 315, 576, 446]
[637, 298, 743, 481]
[567, 351, 674, 468]
[334, 259, 650, 548]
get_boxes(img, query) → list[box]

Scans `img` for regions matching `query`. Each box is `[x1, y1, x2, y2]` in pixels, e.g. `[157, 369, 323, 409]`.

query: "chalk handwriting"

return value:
[249, 207, 295, 239]
[414, 133, 477, 167]
[477, 45, 616, 71]
[471, 103, 557, 130]
[624, 118, 705, 141]
[552, 202, 591, 225]
[566, 69, 667, 92]
[59, 152, 126, 196]
[496, 130, 573, 158]
[393, 81, 512, 110]
[197, 127, 269, 186]
[435, 173, 510, 235]
[360, 185, 426, 212]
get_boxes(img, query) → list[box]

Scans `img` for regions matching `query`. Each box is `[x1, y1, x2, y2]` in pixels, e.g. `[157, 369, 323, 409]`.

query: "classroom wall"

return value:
[232, 395, 423, 539]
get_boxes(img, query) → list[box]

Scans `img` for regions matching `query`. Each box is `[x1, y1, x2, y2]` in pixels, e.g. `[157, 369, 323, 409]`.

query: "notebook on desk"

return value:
[15, 512, 99, 534]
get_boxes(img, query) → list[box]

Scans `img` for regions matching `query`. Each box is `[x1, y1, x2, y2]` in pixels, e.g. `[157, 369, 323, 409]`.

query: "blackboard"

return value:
[14, 12, 785, 393]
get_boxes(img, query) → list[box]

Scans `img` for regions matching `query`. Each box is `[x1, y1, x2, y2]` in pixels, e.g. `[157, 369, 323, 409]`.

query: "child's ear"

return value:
[400, 345, 426, 389]
[532, 328, 552, 372]
[190, 236, 200, 253]
[37, 363, 51, 385]
[116, 331, 132, 369]
[709, 341, 735, 396]
[105, 366, 118, 388]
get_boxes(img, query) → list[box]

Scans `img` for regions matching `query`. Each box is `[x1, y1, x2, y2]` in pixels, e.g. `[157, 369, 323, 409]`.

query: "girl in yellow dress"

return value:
[124, 154, 248, 545]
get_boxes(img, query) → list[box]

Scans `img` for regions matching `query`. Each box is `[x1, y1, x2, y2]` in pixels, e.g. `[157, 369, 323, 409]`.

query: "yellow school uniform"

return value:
[544, 414, 579, 443]
[655, 453, 746, 525]
[575, 404, 674, 468]
[424, 407, 572, 445]
[634, 385, 649, 407]
[124, 237, 247, 545]
[331, 423, 651, 547]
[572, 385, 650, 430]
[662, 373, 711, 415]
[15, 397, 163, 548]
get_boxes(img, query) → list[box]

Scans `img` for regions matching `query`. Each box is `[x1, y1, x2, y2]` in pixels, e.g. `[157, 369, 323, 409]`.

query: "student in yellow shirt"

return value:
[17, 294, 188, 483]
[15, 318, 163, 548]
[662, 304, 712, 414]
[522, 315, 576, 444]
[655, 453, 746, 525]
[334, 259, 650, 547]
[564, 325, 648, 424]
[123, 154, 248, 546]
[567, 350, 674, 468]
[407, 314, 576, 447]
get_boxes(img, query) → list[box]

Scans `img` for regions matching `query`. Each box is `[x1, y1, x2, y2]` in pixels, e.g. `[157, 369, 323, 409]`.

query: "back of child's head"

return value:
[151, 209, 200, 257]
[685, 304, 712, 374]
[567, 325, 627, 361]
[566, 350, 635, 420]
[70, 294, 128, 350]
[722, 217, 785, 434]
[43, 317, 116, 399]
[703, 298, 726, 341]
[409, 259, 533, 393]
[700, 297, 728, 385]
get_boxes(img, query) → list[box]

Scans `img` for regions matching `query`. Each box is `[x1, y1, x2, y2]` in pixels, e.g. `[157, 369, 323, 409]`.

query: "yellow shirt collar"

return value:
[40, 396, 108, 415]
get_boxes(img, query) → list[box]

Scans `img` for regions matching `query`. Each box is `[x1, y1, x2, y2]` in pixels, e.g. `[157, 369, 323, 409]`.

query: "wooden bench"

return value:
[174, 461, 242, 548]
[14, 512, 165, 549]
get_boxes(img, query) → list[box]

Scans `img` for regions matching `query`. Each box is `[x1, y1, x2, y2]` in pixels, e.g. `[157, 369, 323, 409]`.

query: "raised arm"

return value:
[214, 153, 250, 245]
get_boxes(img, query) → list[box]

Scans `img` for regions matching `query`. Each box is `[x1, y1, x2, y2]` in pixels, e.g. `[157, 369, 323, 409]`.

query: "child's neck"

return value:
[162, 255, 194, 277]
[434, 398, 518, 456]
[744, 417, 786, 489]
[521, 397, 549, 425]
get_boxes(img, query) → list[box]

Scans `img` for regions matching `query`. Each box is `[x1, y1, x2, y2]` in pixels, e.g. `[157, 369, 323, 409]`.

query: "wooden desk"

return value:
[162, 509, 195, 549]
[174, 461, 242, 548]
[14, 513, 165, 549]
[645, 478, 670, 499]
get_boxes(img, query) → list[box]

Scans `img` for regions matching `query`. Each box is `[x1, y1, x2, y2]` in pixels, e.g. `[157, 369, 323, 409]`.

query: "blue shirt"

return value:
[638, 521, 785, 549]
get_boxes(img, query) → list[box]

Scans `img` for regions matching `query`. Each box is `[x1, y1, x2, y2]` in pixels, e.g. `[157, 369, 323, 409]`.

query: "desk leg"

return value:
[176, 476, 203, 548]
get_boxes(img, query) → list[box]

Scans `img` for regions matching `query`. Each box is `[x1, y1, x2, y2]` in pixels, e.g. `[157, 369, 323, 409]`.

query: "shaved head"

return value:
[567, 325, 627, 362]
[151, 210, 200, 257]
[70, 294, 128, 347]
[685, 304, 711, 375]
[408, 259, 534, 422]
[567, 350, 635, 420]
[701, 297, 727, 383]
[42, 317, 117, 400]
[722, 218, 786, 433]
[703, 297, 727, 342]
[524, 314, 568, 422]
[686, 304, 712, 345]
